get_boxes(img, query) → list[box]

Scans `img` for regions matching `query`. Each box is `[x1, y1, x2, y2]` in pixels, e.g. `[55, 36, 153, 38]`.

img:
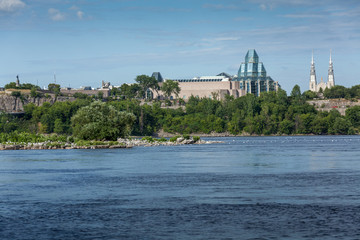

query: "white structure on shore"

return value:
[309, 50, 335, 92]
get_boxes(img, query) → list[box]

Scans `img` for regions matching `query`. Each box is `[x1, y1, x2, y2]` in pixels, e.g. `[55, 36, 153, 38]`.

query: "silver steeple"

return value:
[328, 49, 335, 87]
[309, 50, 317, 91]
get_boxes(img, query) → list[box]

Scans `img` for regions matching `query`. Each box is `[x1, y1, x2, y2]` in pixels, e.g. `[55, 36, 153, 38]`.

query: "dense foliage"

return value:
[135, 75, 159, 99]
[1, 85, 360, 137]
[71, 101, 136, 140]
[5, 82, 40, 90]
[161, 80, 180, 99]
[324, 85, 360, 99]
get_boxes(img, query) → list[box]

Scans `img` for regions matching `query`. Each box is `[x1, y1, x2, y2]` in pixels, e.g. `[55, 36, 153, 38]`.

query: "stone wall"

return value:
[0, 93, 75, 113]
[308, 99, 360, 115]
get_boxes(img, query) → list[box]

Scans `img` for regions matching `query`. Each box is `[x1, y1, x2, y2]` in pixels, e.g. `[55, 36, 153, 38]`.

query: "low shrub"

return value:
[157, 137, 168, 142]
[193, 136, 200, 142]
[182, 134, 190, 140]
[170, 135, 181, 142]
[142, 136, 154, 142]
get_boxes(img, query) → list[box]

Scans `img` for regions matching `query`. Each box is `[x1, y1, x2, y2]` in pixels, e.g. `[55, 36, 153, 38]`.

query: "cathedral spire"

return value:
[328, 49, 335, 87]
[309, 50, 317, 92]
[311, 49, 314, 64]
[329, 49, 332, 64]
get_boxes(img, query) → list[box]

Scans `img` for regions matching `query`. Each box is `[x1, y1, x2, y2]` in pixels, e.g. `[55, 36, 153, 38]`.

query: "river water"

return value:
[1, 136, 360, 239]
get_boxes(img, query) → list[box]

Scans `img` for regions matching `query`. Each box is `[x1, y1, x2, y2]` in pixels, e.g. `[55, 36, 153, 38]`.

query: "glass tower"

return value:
[235, 49, 278, 96]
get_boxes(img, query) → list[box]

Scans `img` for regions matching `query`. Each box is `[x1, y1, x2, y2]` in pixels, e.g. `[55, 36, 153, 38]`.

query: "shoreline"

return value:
[2, 133, 357, 151]
[0, 137, 224, 151]
[152, 131, 345, 138]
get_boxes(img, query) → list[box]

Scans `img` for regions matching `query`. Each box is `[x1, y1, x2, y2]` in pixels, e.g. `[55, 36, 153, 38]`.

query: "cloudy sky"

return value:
[1, 0, 359, 93]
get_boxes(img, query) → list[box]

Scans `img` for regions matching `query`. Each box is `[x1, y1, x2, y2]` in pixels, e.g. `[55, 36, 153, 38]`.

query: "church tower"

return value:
[327, 49, 335, 88]
[309, 50, 317, 92]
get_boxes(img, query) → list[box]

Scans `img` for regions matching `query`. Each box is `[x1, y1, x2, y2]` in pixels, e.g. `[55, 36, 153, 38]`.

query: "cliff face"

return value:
[308, 99, 360, 116]
[0, 94, 75, 113]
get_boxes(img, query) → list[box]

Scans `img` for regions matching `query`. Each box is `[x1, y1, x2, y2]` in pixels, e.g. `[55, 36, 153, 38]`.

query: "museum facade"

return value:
[151, 49, 280, 100]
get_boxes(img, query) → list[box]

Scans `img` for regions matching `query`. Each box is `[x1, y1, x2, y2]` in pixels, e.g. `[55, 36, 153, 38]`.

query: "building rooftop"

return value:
[171, 74, 231, 82]
[238, 49, 267, 78]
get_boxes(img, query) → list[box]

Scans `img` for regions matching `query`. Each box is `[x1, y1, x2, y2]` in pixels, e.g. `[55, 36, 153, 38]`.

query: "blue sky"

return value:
[1, 0, 359, 93]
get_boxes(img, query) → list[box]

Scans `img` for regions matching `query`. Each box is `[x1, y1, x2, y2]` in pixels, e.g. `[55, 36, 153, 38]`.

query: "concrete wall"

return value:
[152, 81, 246, 100]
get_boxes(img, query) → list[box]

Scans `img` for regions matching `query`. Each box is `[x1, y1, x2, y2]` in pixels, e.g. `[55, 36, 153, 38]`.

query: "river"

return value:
[1, 136, 360, 239]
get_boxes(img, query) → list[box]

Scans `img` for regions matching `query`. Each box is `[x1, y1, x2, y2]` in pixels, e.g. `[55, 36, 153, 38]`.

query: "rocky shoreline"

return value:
[0, 136, 224, 151]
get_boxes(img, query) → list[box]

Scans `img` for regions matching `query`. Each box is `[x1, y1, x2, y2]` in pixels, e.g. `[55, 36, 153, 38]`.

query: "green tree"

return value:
[110, 87, 121, 97]
[135, 75, 159, 99]
[5, 82, 18, 89]
[303, 90, 317, 100]
[11, 91, 21, 98]
[312, 113, 329, 135]
[291, 84, 301, 98]
[333, 117, 353, 134]
[324, 85, 348, 99]
[227, 110, 245, 134]
[119, 83, 141, 99]
[73, 92, 90, 99]
[48, 83, 61, 95]
[54, 118, 65, 134]
[97, 91, 104, 99]
[160, 80, 181, 100]
[71, 101, 136, 140]
[30, 87, 43, 98]
[346, 106, 360, 128]
[295, 113, 314, 134]
[21, 83, 40, 90]
[349, 85, 360, 98]
[279, 119, 295, 134]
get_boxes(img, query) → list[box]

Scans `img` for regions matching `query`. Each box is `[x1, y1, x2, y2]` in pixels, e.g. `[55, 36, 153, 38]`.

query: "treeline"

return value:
[109, 75, 180, 100]
[1, 87, 360, 136]
[311, 85, 360, 99]
[163, 89, 359, 135]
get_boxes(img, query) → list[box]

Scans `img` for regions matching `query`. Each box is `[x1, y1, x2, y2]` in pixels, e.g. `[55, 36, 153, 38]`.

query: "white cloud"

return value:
[69, 5, 85, 20]
[249, 0, 319, 6]
[249, 0, 351, 9]
[69, 5, 78, 11]
[203, 37, 240, 42]
[260, 4, 267, 10]
[283, 13, 325, 18]
[0, 0, 25, 12]
[202, 4, 242, 10]
[48, 8, 65, 21]
[77, 10, 84, 19]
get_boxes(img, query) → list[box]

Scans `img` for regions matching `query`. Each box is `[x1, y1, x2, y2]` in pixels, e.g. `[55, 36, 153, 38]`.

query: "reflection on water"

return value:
[1, 136, 360, 239]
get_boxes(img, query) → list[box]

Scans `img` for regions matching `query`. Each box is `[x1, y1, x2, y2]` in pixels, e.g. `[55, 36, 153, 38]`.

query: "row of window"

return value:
[174, 79, 224, 82]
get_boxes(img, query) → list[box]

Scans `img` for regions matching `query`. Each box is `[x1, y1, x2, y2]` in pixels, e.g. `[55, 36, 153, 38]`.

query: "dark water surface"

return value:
[1, 136, 360, 239]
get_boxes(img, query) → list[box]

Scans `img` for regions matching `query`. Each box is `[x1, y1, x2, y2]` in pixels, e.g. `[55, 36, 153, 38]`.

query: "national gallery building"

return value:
[150, 49, 280, 100]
